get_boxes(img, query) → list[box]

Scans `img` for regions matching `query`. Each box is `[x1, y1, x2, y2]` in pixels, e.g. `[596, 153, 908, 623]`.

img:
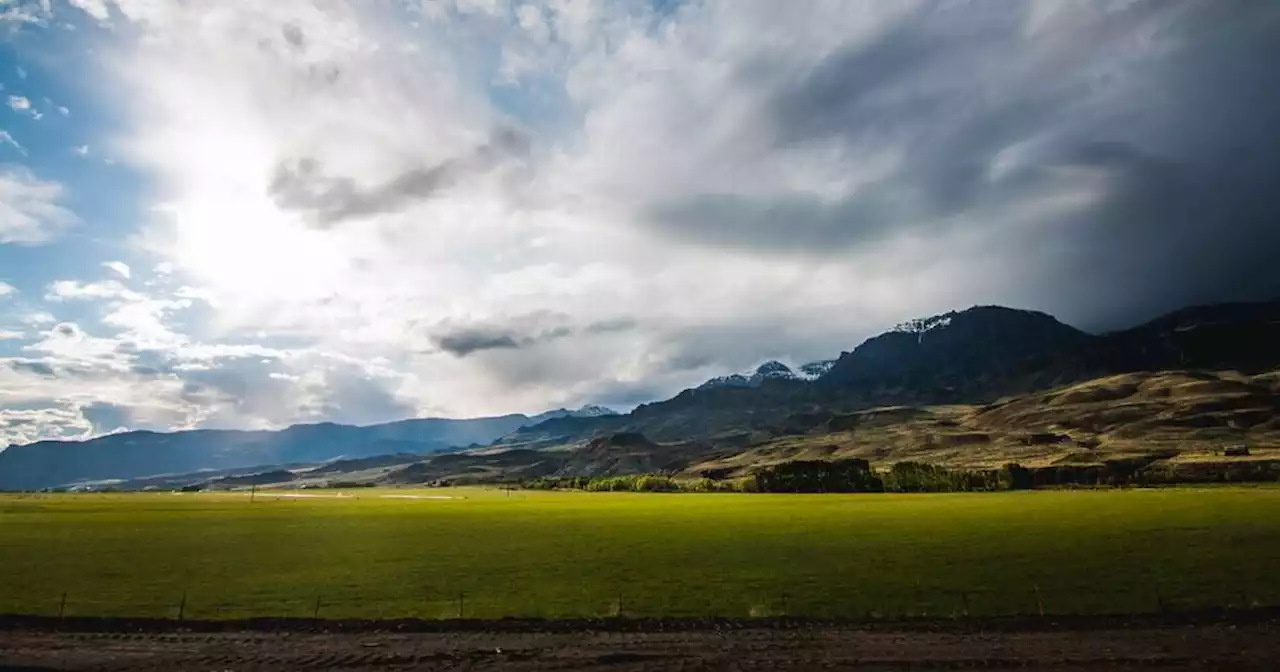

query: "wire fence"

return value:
[6, 585, 1272, 623]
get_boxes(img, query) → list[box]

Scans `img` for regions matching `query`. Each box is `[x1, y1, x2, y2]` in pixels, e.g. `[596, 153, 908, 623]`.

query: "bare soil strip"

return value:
[1, 612, 1277, 671]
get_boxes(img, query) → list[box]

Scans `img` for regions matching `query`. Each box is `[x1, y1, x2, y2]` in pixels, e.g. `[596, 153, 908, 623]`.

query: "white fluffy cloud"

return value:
[45, 279, 139, 302]
[20, 311, 55, 325]
[82, 1, 943, 419]
[1, 301, 419, 447]
[102, 260, 131, 279]
[68, 0, 110, 21]
[0, 168, 77, 244]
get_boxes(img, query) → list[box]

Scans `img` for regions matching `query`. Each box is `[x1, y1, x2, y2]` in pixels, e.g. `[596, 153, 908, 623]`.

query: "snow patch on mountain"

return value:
[527, 405, 620, 425]
[797, 360, 836, 380]
[752, 360, 795, 381]
[697, 359, 834, 389]
[890, 313, 955, 334]
[571, 405, 620, 417]
[697, 361, 792, 389]
[697, 373, 753, 390]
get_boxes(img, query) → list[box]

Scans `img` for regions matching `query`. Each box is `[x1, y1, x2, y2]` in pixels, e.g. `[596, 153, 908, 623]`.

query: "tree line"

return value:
[520, 457, 1279, 493]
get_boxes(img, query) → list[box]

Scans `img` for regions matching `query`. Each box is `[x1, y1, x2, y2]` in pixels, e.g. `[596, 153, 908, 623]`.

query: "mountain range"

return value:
[1, 299, 1277, 491]
[486, 300, 1280, 452]
[0, 406, 616, 491]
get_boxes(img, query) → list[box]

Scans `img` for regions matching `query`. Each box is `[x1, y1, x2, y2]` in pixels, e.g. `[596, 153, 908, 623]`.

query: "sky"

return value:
[0, 0, 1278, 446]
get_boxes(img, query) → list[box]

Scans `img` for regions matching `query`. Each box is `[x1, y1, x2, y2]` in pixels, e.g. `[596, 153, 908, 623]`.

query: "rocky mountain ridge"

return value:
[496, 300, 1280, 450]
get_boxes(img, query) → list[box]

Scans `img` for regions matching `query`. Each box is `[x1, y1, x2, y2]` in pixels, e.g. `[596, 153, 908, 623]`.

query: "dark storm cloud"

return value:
[646, 3, 1045, 250]
[1010, 1, 1280, 328]
[648, 190, 911, 253]
[430, 324, 571, 357]
[432, 328, 522, 356]
[269, 126, 531, 227]
[647, 1, 1280, 329]
[431, 314, 636, 357]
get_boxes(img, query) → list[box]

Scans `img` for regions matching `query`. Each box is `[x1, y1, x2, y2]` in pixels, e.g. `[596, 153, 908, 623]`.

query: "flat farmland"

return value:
[1, 487, 1277, 620]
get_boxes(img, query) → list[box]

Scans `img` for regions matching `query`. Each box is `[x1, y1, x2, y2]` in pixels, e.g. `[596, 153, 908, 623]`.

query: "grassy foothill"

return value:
[1, 487, 1277, 621]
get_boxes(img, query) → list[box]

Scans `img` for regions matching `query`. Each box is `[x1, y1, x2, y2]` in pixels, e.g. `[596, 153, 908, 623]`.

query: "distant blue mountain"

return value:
[0, 405, 615, 491]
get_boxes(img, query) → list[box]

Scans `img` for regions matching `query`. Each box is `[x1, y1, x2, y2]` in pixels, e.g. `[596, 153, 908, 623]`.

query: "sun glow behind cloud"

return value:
[0, 0, 1277, 446]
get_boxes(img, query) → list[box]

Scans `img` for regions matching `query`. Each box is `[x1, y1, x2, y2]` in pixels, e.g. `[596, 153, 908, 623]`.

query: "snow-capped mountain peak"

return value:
[797, 360, 836, 380]
[890, 314, 954, 335]
[526, 404, 620, 425]
[696, 359, 840, 390]
[697, 373, 753, 390]
[751, 360, 795, 381]
[572, 404, 619, 417]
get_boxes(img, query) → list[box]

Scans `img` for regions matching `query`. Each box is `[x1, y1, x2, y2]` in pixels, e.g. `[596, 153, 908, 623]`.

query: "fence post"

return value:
[1033, 584, 1044, 617]
[58, 592, 67, 619]
[313, 595, 322, 619]
[458, 591, 465, 619]
[960, 591, 970, 618]
[178, 591, 187, 621]
[1154, 585, 1164, 614]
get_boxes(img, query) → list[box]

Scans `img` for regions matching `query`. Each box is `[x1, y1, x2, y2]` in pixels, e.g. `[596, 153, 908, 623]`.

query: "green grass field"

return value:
[2, 488, 1278, 620]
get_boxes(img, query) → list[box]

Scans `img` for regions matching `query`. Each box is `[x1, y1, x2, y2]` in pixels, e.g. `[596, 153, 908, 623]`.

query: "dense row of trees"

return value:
[744, 459, 1040, 493]
[521, 461, 1031, 493]
[751, 460, 1035, 493]
[1026, 459, 1280, 487]
[752, 459, 884, 493]
[523, 474, 750, 492]
[883, 461, 1006, 492]
[520, 457, 1278, 494]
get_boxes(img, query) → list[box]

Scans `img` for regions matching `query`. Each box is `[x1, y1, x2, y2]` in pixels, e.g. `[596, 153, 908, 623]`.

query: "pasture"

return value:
[1, 487, 1278, 620]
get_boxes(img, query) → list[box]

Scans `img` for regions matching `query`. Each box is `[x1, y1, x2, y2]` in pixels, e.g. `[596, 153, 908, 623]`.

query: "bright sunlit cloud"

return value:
[0, 0, 1277, 445]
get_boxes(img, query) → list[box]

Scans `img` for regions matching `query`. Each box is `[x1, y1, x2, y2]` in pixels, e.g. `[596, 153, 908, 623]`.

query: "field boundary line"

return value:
[1, 607, 1278, 635]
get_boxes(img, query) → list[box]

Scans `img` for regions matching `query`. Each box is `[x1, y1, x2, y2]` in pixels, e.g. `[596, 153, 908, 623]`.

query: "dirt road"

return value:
[2, 615, 1278, 671]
